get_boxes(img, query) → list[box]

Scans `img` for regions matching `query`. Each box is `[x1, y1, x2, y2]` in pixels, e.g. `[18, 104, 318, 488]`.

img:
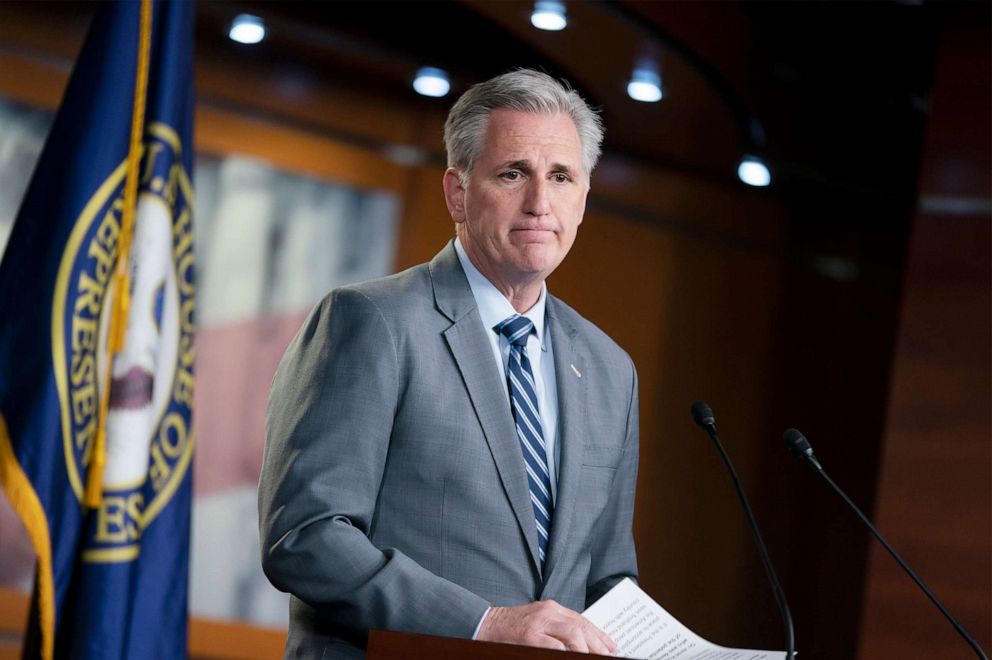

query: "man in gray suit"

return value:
[259, 69, 639, 658]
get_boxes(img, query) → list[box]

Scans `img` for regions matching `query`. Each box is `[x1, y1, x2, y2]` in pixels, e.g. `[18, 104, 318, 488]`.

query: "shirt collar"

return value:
[454, 237, 547, 349]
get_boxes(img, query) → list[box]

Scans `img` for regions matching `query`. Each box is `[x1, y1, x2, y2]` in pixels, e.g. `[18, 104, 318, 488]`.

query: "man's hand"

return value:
[476, 600, 617, 655]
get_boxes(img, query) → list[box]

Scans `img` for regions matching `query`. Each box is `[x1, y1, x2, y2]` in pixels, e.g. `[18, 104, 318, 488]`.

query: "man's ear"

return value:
[442, 168, 467, 224]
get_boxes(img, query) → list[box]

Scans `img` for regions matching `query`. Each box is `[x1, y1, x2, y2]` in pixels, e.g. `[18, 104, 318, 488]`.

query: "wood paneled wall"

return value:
[2, 4, 986, 659]
[858, 3, 992, 658]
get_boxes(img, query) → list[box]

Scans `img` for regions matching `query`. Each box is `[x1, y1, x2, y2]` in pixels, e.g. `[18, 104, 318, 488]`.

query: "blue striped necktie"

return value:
[495, 314, 554, 568]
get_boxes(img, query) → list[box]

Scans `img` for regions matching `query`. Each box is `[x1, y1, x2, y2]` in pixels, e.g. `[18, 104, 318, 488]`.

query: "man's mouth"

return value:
[511, 228, 555, 239]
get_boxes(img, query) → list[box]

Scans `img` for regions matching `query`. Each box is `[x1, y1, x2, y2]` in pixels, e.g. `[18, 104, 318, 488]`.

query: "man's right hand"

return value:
[476, 600, 617, 655]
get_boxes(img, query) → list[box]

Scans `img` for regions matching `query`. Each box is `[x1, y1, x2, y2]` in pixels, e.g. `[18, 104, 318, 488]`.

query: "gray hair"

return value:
[443, 69, 604, 181]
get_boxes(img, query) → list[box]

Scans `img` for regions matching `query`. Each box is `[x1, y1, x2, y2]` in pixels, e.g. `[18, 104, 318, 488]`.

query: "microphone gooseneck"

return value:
[691, 402, 796, 660]
[783, 428, 988, 660]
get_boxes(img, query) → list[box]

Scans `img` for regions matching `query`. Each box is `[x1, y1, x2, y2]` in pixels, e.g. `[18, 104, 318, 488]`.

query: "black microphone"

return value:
[784, 428, 988, 660]
[691, 402, 796, 660]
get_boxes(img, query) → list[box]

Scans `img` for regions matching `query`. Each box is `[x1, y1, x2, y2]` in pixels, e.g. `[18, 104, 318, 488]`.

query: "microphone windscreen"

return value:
[691, 401, 716, 429]
[784, 428, 812, 456]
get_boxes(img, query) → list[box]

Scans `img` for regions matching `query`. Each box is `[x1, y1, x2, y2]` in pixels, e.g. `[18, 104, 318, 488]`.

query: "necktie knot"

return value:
[495, 315, 534, 348]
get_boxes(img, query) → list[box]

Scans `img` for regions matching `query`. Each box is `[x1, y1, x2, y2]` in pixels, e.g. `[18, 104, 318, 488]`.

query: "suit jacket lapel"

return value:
[542, 297, 586, 583]
[430, 243, 543, 574]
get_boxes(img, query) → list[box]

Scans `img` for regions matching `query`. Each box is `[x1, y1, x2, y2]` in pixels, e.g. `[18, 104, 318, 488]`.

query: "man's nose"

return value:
[523, 178, 551, 216]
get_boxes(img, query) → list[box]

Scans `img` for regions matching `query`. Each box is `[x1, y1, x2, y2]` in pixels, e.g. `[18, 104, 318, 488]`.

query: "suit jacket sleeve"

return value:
[585, 360, 639, 606]
[258, 287, 490, 639]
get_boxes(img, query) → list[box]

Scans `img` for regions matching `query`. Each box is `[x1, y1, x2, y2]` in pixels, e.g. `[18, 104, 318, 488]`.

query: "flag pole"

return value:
[84, 0, 153, 509]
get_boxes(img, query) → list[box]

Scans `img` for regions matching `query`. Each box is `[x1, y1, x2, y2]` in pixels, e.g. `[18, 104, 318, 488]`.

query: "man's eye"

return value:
[552, 173, 570, 183]
[500, 171, 521, 181]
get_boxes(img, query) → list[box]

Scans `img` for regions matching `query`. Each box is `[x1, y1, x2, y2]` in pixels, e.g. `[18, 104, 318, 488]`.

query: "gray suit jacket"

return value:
[259, 242, 639, 658]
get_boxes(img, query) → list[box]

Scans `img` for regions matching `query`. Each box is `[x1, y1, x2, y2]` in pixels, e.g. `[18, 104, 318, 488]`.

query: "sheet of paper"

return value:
[582, 578, 787, 660]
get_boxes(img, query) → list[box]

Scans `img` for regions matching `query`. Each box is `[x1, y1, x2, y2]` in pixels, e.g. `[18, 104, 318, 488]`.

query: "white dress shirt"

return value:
[453, 237, 560, 501]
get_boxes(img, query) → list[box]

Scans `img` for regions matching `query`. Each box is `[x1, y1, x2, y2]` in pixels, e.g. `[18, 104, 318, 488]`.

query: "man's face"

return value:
[444, 109, 589, 291]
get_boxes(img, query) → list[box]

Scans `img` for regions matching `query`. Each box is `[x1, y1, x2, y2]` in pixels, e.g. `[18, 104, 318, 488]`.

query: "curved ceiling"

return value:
[0, 0, 944, 202]
[215, 1, 938, 197]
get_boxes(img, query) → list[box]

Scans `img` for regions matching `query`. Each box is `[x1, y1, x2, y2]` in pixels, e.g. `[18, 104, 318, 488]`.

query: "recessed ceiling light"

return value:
[738, 156, 772, 187]
[531, 1, 567, 31]
[229, 14, 265, 45]
[413, 67, 450, 98]
[627, 66, 663, 103]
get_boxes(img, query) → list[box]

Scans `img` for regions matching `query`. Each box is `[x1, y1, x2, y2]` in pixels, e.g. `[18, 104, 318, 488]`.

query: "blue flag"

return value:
[0, 1, 195, 658]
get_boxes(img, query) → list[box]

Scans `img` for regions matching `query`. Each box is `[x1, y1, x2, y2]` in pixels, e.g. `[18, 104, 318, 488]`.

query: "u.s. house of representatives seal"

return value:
[52, 122, 194, 563]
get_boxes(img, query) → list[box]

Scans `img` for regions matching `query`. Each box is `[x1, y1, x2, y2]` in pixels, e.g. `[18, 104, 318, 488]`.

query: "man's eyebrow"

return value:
[502, 159, 533, 172]
[550, 162, 578, 175]
[499, 160, 579, 175]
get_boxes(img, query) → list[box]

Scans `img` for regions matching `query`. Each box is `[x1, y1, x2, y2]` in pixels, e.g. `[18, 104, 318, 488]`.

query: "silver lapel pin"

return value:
[570, 363, 582, 378]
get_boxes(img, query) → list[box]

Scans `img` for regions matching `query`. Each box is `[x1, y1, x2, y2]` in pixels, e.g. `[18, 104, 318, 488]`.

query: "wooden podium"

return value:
[367, 630, 610, 659]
